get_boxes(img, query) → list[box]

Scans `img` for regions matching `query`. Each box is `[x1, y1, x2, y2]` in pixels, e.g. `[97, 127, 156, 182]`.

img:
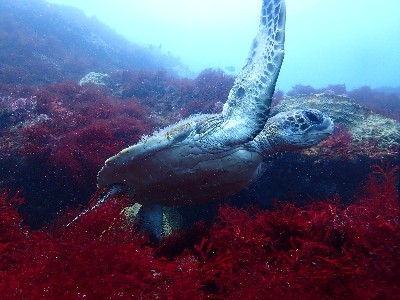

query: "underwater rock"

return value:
[177, 94, 399, 225]
[229, 93, 400, 208]
[0, 108, 12, 129]
[0, 0, 185, 85]
[273, 93, 400, 148]
[79, 72, 113, 88]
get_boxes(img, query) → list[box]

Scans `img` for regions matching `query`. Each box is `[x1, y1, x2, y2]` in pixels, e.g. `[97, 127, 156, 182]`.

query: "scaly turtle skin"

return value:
[98, 109, 332, 206]
[96, 0, 333, 237]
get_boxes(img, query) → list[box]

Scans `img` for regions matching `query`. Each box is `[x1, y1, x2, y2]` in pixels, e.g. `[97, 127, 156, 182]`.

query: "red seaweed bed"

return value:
[0, 164, 399, 299]
[0, 70, 399, 299]
[1, 2, 399, 297]
[0, 71, 399, 299]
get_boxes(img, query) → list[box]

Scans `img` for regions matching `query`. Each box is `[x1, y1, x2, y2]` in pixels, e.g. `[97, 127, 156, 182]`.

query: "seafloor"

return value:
[0, 0, 399, 299]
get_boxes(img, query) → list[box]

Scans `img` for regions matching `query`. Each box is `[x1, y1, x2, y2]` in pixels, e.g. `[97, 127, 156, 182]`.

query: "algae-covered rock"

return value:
[79, 72, 113, 88]
[350, 114, 399, 146]
[273, 94, 400, 147]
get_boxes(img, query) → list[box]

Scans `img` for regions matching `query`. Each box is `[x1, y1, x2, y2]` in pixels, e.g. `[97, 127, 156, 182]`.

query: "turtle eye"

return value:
[304, 111, 321, 124]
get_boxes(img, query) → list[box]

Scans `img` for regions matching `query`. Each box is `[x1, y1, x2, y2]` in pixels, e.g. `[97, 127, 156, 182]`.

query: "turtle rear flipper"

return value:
[136, 204, 164, 239]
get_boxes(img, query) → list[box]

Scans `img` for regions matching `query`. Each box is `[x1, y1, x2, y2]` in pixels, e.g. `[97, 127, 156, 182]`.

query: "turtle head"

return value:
[254, 109, 334, 155]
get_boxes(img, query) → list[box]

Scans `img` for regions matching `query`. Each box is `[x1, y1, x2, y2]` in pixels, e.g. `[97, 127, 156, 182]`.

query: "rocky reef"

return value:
[0, 69, 399, 227]
[229, 93, 399, 209]
[0, 1, 399, 296]
[0, 68, 399, 298]
[0, 0, 187, 85]
[274, 94, 400, 148]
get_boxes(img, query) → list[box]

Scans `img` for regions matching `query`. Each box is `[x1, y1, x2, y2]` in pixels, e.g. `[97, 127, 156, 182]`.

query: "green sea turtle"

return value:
[95, 0, 333, 237]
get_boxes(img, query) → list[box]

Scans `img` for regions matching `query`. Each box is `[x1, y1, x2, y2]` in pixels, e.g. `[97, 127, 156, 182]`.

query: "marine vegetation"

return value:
[0, 0, 399, 298]
[95, 0, 336, 239]
[0, 164, 398, 299]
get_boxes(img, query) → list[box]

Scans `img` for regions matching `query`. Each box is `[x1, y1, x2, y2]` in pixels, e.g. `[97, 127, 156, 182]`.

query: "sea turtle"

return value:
[96, 0, 334, 237]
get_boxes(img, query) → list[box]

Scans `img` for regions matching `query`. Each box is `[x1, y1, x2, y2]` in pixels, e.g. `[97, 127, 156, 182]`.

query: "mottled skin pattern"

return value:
[96, 0, 333, 236]
[193, 0, 286, 149]
[222, 0, 286, 140]
[98, 109, 333, 206]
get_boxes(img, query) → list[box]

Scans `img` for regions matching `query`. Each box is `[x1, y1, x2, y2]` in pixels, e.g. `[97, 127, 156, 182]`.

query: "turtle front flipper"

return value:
[220, 0, 286, 144]
[224, 0, 286, 127]
[195, 0, 286, 149]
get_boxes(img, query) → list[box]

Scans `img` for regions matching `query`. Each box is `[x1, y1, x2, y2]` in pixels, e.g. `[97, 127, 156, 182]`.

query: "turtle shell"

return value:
[97, 114, 263, 206]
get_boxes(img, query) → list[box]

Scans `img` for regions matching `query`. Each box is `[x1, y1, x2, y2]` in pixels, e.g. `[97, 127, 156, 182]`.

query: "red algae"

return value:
[318, 124, 354, 159]
[1, 3, 398, 297]
[206, 166, 399, 298]
[0, 72, 398, 297]
[0, 69, 236, 227]
[349, 86, 400, 122]
[9, 82, 154, 185]
[0, 166, 398, 299]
